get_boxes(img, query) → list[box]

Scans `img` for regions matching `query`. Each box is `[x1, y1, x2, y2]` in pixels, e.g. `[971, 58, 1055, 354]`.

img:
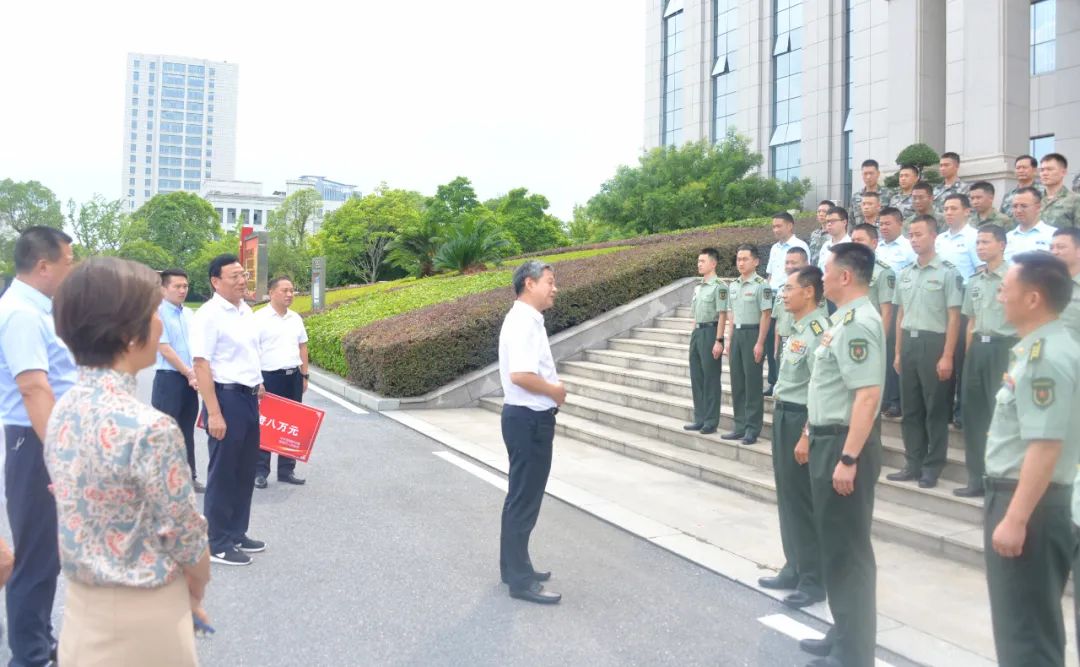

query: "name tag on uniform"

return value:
[910, 330, 919, 338]
[981, 335, 991, 344]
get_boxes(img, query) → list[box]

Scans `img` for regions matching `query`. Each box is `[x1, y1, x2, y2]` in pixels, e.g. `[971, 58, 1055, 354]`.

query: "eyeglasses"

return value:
[224, 271, 251, 281]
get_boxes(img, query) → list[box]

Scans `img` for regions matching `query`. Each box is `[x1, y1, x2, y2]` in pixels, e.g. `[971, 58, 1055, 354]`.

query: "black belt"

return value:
[156, 369, 183, 375]
[809, 424, 849, 436]
[972, 334, 1018, 345]
[774, 399, 807, 412]
[904, 329, 945, 338]
[504, 404, 559, 416]
[733, 323, 760, 330]
[215, 382, 259, 395]
[264, 367, 301, 376]
[695, 321, 718, 329]
[985, 477, 1072, 502]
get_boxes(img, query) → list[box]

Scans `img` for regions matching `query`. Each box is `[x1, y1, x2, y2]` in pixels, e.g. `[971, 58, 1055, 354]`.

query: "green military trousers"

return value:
[730, 326, 764, 437]
[688, 324, 723, 430]
[984, 479, 1074, 667]
[809, 424, 882, 667]
[960, 337, 1014, 487]
[899, 331, 952, 476]
[771, 401, 823, 597]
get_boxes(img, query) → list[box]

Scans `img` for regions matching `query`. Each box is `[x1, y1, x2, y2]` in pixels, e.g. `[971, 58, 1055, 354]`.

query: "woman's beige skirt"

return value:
[59, 575, 198, 666]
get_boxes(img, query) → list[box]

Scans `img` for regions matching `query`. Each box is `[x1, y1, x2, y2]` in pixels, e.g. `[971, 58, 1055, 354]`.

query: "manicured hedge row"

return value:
[341, 225, 776, 397]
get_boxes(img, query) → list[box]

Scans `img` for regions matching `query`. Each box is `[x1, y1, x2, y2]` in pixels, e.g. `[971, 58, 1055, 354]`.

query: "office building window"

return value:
[162, 111, 183, 121]
[206, 160, 212, 169]
[129, 178, 135, 186]
[129, 154, 136, 163]
[185, 147, 201, 157]
[208, 115, 214, 125]
[712, 0, 739, 141]
[145, 144, 151, 152]
[185, 136, 202, 145]
[1031, 135, 1055, 161]
[206, 149, 212, 157]
[183, 181, 200, 190]
[662, 0, 685, 146]
[163, 62, 185, 73]
[129, 166, 136, 174]
[164, 99, 184, 110]
[161, 145, 182, 156]
[770, 0, 803, 182]
[185, 124, 202, 135]
[189, 65, 205, 76]
[130, 120, 137, 129]
[163, 74, 185, 87]
[145, 133, 153, 142]
[187, 113, 203, 123]
[160, 168, 181, 178]
[161, 122, 182, 133]
[208, 104, 215, 113]
[148, 99, 154, 107]
[184, 170, 200, 179]
[188, 90, 204, 102]
[209, 68, 215, 76]
[144, 190, 151, 198]
[159, 157, 182, 166]
[160, 134, 182, 145]
[133, 60, 140, 68]
[209, 79, 215, 89]
[130, 132, 137, 141]
[128, 189, 135, 197]
[149, 86, 155, 97]
[841, 0, 854, 202]
[162, 87, 184, 99]
[160, 179, 181, 188]
[149, 72, 156, 83]
[129, 143, 136, 152]
[185, 158, 200, 168]
[145, 167, 152, 175]
[187, 101, 204, 112]
[149, 61, 156, 70]
[188, 77, 204, 88]
[133, 71, 139, 81]
[205, 172, 212, 179]
[1031, 0, 1056, 75]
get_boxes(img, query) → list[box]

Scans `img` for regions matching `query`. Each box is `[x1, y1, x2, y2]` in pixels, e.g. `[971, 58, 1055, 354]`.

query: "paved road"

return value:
[0, 369, 916, 666]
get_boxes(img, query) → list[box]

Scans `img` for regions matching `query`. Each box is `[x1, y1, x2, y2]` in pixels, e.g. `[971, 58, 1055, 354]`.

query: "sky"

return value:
[0, 1, 646, 221]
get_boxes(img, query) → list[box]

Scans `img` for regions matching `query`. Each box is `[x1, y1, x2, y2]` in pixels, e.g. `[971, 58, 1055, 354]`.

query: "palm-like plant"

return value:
[433, 216, 511, 274]
[387, 217, 442, 277]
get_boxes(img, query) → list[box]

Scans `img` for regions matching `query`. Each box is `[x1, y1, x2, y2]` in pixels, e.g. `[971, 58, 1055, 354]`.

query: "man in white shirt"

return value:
[765, 212, 809, 394]
[191, 254, 266, 567]
[253, 276, 309, 489]
[1005, 188, 1057, 262]
[936, 194, 980, 284]
[876, 207, 917, 274]
[816, 207, 852, 271]
[498, 260, 566, 605]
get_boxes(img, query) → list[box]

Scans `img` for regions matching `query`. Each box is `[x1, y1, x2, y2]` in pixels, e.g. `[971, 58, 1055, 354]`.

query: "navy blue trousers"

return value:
[202, 387, 260, 553]
[257, 371, 301, 478]
[151, 369, 200, 480]
[4, 425, 59, 667]
[499, 405, 555, 590]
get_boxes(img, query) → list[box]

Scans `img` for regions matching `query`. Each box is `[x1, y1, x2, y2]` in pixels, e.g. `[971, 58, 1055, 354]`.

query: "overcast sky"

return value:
[0, 1, 646, 221]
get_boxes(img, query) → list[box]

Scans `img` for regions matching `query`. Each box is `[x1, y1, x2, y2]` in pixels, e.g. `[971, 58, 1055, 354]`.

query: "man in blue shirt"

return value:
[150, 269, 204, 493]
[0, 226, 77, 667]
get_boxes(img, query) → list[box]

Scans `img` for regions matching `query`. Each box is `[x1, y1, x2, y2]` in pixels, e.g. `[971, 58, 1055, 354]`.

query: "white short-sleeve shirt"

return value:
[1005, 220, 1057, 262]
[254, 307, 308, 372]
[767, 236, 810, 289]
[498, 301, 558, 411]
[190, 293, 263, 387]
[817, 235, 851, 270]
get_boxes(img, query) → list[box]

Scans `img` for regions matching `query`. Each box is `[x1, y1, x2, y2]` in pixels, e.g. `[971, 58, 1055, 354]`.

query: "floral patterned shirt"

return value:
[45, 367, 207, 588]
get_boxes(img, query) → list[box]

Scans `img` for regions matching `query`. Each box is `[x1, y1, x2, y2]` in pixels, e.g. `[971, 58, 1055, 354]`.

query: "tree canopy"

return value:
[126, 192, 221, 267]
[318, 184, 422, 284]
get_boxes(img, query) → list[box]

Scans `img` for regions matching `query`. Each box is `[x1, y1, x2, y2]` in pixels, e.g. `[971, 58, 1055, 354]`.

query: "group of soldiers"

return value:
[685, 150, 1080, 666]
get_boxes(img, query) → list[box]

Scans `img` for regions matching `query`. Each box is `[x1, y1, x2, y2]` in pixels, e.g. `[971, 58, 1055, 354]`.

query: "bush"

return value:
[883, 142, 943, 188]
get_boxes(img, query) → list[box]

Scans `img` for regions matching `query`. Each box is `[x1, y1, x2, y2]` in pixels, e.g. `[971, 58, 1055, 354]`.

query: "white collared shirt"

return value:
[499, 300, 558, 411]
[817, 234, 851, 270]
[1005, 220, 1057, 262]
[877, 236, 917, 273]
[935, 224, 980, 282]
[190, 293, 263, 387]
[767, 235, 810, 289]
[254, 306, 308, 372]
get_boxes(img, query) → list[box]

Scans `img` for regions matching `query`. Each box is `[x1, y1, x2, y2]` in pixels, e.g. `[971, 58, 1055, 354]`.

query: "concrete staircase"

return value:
[480, 304, 986, 569]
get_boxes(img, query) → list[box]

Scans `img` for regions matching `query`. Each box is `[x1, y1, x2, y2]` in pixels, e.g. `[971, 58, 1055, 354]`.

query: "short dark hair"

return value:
[941, 151, 960, 164]
[977, 224, 1007, 244]
[828, 242, 875, 287]
[852, 223, 879, 240]
[772, 211, 795, 225]
[786, 247, 808, 260]
[54, 257, 161, 367]
[160, 268, 188, 286]
[969, 181, 995, 196]
[795, 265, 824, 303]
[909, 215, 940, 234]
[699, 247, 720, 264]
[736, 243, 760, 260]
[912, 181, 934, 196]
[1015, 155, 1038, 168]
[861, 191, 881, 201]
[13, 226, 73, 274]
[879, 206, 903, 223]
[1015, 186, 1043, 202]
[1012, 252, 1072, 314]
[1041, 152, 1068, 169]
[827, 206, 849, 221]
[944, 193, 971, 208]
[818, 200, 835, 208]
[1052, 228, 1080, 247]
[208, 254, 241, 281]
[861, 159, 880, 170]
[268, 275, 294, 291]
[898, 164, 920, 176]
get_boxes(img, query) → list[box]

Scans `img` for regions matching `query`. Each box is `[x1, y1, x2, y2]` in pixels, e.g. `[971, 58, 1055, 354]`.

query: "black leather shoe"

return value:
[509, 581, 561, 604]
[763, 385, 774, 397]
[882, 406, 901, 419]
[918, 473, 939, 489]
[192, 480, 206, 494]
[684, 422, 704, 431]
[721, 431, 744, 441]
[885, 468, 919, 482]
[278, 472, 306, 485]
[700, 425, 718, 435]
[254, 475, 268, 489]
[757, 574, 798, 590]
[953, 485, 984, 498]
[501, 570, 552, 584]
[783, 590, 825, 609]
[799, 637, 833, 657]
[741, 433, 758, 445]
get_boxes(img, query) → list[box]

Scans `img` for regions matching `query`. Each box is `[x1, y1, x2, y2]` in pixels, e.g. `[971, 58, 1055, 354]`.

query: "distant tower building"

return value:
[121, 53, 239, 211]
[286, 175, 362, 233]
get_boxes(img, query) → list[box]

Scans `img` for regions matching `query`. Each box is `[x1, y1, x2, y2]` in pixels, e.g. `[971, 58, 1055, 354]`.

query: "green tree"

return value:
[185, 233, 241, 299]
[269, 188, 323, 249]
[586, 134, 809, 235]
[318, 184, 420, 285]
[425, 176, 481, 229]
[67, 195, 126, 256]
[117, 239, 174, 270]
[126, 192, 221, 267]
[387, 216, 442, 278]
[486, 188, 568, 253]
[433, 216, 511, 273]
[883, 142, 943, 188]
[567, 204, 621, 245]
[0, 179, 65, 234]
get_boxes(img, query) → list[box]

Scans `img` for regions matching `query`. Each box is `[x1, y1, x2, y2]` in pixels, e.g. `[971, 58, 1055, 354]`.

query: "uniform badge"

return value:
[719, 289, 728, 300]
[809, 320, 824, 336]
[843, 309, 855, 325]
[887, 275, 895, 289]
[849, 338, 869, 362]
[1030, 339, 1043, 361]
[1032, 378, 1055, 408]
[788, 339, 805, 354]
[763, 288, 773, 301]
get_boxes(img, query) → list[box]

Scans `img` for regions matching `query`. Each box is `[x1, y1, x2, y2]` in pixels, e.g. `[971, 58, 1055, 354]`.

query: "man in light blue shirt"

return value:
[150, 268, 203, 493]
[1005, 187, 1057, 262]
[876, 207, 917, 274]
[0, 226, 76, 667]
[936, 194, 981, 283]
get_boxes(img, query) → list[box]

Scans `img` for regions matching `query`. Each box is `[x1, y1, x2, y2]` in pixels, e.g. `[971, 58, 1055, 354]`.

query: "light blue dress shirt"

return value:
[0, 279, 77, 427]
[155, 300, 194, 371]
[877, 236, 917, 273]
[935, 224, 980, 283]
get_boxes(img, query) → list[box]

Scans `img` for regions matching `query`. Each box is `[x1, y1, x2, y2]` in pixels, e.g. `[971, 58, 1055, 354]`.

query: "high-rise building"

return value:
[121, 53, 239, 211]
[645, 0, 1078, 206]
[285, 175, 361, 233]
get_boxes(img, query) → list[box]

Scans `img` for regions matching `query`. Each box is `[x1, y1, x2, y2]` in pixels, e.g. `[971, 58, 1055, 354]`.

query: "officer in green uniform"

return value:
[1000, 155, 1043, 224]
[889, 164, 919, 222]
[888, 215, 963, 489]
[850, 224, 896, 324]
[850, 159, 892, 228]
[1039, 153, 1080, 229]
[799, 242, 885, 667]
[758, 266, 828, 610]
[984, 251, 1080, 667]
[722, 244, 772, 445]
[954, 225, 1015, 498]
[903, 181, 944, 233]
[684, 248, 729, 435]
[967, 181, 1013, 230]
[1050, 228, 1080, 343]
[774, 247, 810, 365]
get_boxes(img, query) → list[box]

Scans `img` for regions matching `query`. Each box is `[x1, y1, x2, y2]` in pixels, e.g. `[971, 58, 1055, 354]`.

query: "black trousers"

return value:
[499, 404, 555, 591]
[202, 386, 261, 553]
[771, 402, 822, 597]
[4, 425, 60, 667]
[257, 370, 301, 478]
[883, 313, 901, 412]
[765, 316, 778, 386]
[899, 331, 953, 476]
[151, 369, 200, 480]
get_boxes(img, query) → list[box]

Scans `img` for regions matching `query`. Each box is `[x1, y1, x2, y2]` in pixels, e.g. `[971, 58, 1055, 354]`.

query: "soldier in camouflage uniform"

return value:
[809, 200, 834, 267]
[857, 191, 883, 229]
[933, 152, 970, 213]
[889, 165, 920, 222]
[968, 181, 1013, 230]
[1000, 155, 1043, 223]
[1039, 153, 1080, 229]
[904, 181, 944, 233]
[850, 159, 892, 228]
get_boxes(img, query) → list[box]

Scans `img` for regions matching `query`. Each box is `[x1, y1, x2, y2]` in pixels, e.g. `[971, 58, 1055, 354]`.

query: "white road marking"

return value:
[308, 385, 368, 414]
[432, 451, 508, 492]
[758, 614, 894, 667]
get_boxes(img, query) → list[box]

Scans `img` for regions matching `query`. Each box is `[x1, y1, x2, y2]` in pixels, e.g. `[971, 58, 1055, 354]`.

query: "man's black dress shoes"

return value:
[757, 574, 798, 590]
[254, 475, 268, 489]
[720, 431, 744, 441]
[278, 472, 306, 485]
[953, 485, 984, 498]
[700, 425, 718, 435]
[509, 581, 561, 604]
[917, 473, 938, 489]
[783, 590, 824, 609]
[799, 637, 833, 657]
[684, 422, 704, 431]
[885, 468, 919, 482]
[741, 433, 758, 445]
[501, 570, 552, 584]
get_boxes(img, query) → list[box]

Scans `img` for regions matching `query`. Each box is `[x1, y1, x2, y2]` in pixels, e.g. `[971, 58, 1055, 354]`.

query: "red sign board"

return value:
[199, 394, 326, 462]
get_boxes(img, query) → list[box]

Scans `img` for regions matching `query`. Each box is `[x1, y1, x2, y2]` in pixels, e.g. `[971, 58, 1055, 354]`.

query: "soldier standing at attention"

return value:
[1039, 153, 1080, 229]
[904, 181, 944, 233]
[850, 159, 891, 228]
[1000, 155, 1042, 223]
[876, 209, 915, 418]
[1049, 228, 1080, 342]
[773, 247, 810, 370]
[937, 193, 981, 428]
[851, 224, 895, 329]
[888, 216, 963, 489]
[984, 252, 1080, 667]
[968, 181, 1012, 230]
[683, 248, 729, 436]
[809, 200, 834, 267]
[954, 225, 1014, 498]
[765, 213, 809, 397]
[889, 165, 920, 221]
[798, 242, 885, 667]
[933, 152, 970, 213]
[758, 266, 828, 611]
[1005, 188, 1057, 262]
[721, 244, 772, 446]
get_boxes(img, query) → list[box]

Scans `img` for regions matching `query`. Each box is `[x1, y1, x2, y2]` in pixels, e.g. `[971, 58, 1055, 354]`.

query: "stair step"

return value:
[653, 316, 697, 331]
[629, 326, 692, 345]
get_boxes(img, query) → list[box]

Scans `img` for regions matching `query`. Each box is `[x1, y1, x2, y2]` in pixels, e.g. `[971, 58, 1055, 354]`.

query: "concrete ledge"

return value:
[309, 277, 698, 412]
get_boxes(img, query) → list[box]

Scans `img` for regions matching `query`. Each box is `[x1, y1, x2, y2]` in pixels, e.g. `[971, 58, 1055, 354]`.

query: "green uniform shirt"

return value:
[890, 190, 915, 221]
[1040, 188, 1080, 229]
[774, 308, 828, 406]
[807, 296, 885, 426]
[690, 276, 730, 323]
[893, 254, 964, 333]
[968, 208, 1014, 231]
[774, 288, 794, 337]
[728, 273, 772, 325]
[985, 320, 1080, 484]
[1062, 273, 1080, 344]
[933, 180, 970, 213]
[850, 187, 892, 227]
[961, 262, 1015, 337]
[868, 260, 895, 312]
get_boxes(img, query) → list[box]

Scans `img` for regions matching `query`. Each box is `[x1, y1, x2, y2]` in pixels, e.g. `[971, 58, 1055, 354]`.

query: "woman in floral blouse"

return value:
[46, 257, 210, 666]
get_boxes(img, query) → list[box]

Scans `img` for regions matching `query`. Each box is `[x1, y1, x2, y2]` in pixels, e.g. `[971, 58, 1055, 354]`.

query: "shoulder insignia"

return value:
[875, 259, 890, 270]
[809, 320, 824, 336]
[976, 263, 988, 274]
[843, 309, 855, 325]
[1030, 338, 1044, 362]
[1032, 378, 1055, 408]
[942, 259, 956, 269]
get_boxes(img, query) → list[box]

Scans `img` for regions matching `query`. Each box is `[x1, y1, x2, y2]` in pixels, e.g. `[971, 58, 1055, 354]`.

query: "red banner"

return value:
[198, 394, 326, 462]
